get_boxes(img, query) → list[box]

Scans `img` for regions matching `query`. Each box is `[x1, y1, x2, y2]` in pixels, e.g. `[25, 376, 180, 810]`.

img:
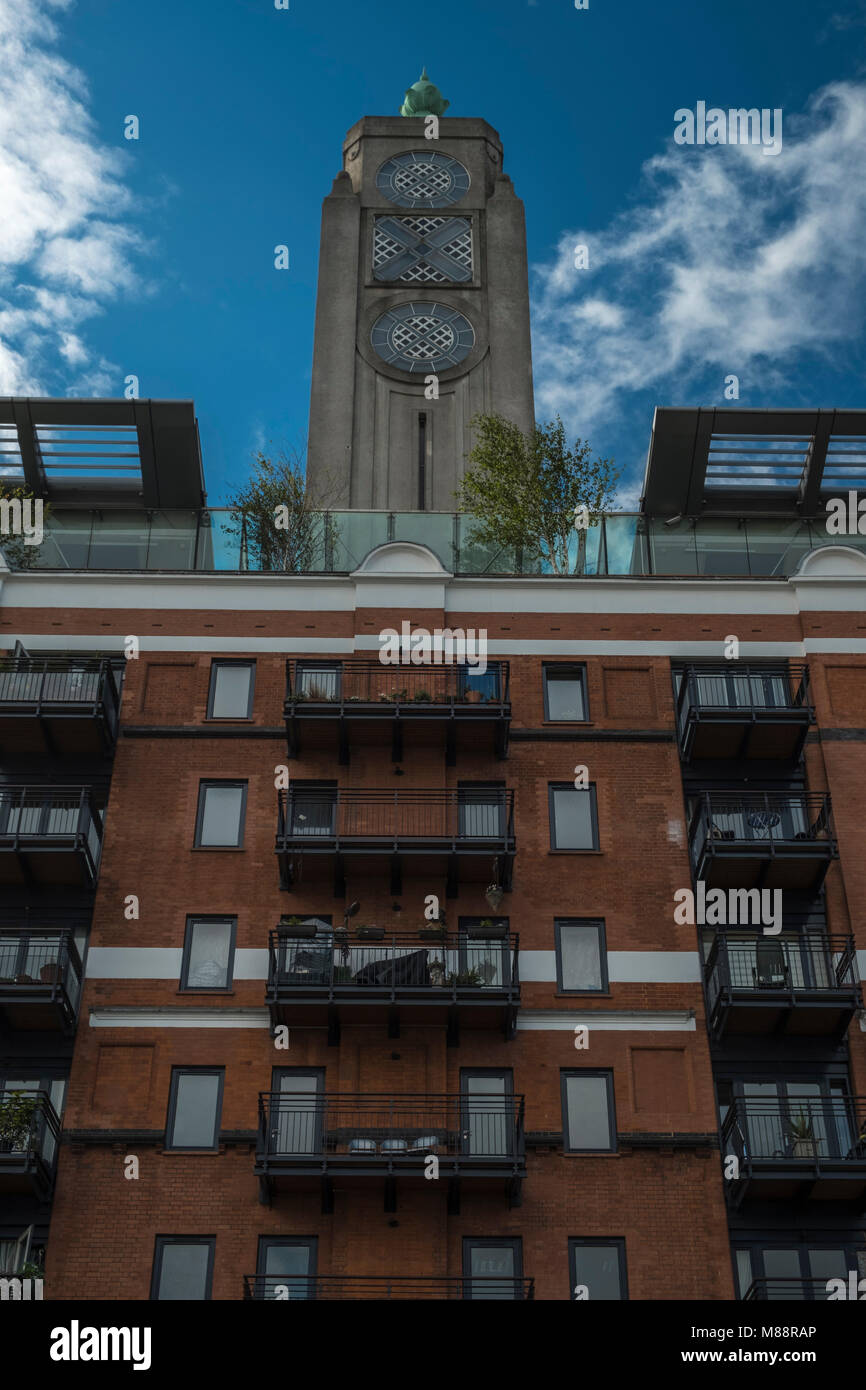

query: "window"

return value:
[569, 1239, 627, 1300]
[295, 664, 341, 701]
[460, 1070, 514, 1155]
[458, 782, 505, 838]
[288, 783, 336, 837]
[151, 1237, 215, 1300]
[544, 664, 587, 721]
[181, 918, 236, 990]
[271, 1069, 325, 1154]
[555, 920, 607, 992]
[207, 661, 255, 719]
[257, 1238, 318, 1300]
[458, 665, 501, 701]
[733, 1243, 864, 1300]
[166, 1069, 223, 1150]
[458, 918, 510, 989]
[562, 1071, 616, 1152]
[462, 1238, 524, 1299]
[549, 784, 599, 850]
[194, 781, 247, 848]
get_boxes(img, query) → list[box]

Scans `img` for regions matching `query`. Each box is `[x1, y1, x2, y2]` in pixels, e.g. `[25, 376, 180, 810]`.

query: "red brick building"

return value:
[1, 87, 865, 1304]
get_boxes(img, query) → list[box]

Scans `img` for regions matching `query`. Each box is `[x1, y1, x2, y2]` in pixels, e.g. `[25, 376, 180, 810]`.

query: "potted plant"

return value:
[789, 1111, 816, 1158]
[420, 911, 447, 940]
[285, 690, 307, 705]
[0, 1092, 37, 1153]
[413, 689, 432, 703]
[448, 968, 483, 987]
[391, 687, 409, 703]
[333, 965, 353, 983]
[472, 918, 507, 939]
[463, 687, 481, 704]
[356, 925, 384, 941]
[428, 957, 446, 987]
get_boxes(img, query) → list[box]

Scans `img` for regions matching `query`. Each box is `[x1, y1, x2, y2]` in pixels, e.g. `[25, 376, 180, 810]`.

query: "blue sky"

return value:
[1, 0, 866, 505]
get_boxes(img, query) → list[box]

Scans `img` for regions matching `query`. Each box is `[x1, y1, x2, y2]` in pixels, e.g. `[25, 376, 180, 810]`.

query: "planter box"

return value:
[419, 927, 447, 940]
[470, 924, 507, 939]
[357, 927, 385, 941]
[278, 921, 318, 938]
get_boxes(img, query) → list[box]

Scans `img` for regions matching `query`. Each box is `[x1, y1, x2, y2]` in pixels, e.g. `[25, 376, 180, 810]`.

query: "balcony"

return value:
[255, 1092, 526, 1211]
[0, 658, 121, 759]
[0, 787, 104, 888]
[285, 660, 511, 763]
[267, 927, 520, 1044]
[722, 1096, 866, 1206]
[243, 1275, 534, 1300]
[743, 1278, 838, 1301]
[704, 933, 860, 1041]
[688, 792, 836, 893]
[0, 928, 83, 1034]
[675, 664, 812, 763]
[275, 788, 516, 897]
[0, 1092, 60, 1201]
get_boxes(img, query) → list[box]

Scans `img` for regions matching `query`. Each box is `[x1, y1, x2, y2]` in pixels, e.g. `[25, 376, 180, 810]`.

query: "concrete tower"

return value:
[305, 71, 535, 510]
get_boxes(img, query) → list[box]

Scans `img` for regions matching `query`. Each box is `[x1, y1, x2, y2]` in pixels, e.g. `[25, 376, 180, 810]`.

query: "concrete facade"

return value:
[306, 117, 535, 510]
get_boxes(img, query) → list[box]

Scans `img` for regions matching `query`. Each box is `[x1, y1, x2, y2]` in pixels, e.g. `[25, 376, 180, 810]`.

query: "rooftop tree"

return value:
[455, 414, 619, 575]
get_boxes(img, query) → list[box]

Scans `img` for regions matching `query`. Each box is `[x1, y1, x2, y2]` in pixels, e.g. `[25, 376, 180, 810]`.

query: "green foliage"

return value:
[0, 485, 49, 571]
[455, 414, 619, 576]
[223, 448, 335, 573]
[0, 1091, 37, 1146]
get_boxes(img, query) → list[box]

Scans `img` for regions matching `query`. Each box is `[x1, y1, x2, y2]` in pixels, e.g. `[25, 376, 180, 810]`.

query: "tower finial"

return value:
[400, 69, 449, 118]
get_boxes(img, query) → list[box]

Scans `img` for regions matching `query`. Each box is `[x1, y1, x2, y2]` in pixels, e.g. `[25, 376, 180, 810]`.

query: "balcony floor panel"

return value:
[687, 719, 807, 762]
[719, 998, 857, 1038]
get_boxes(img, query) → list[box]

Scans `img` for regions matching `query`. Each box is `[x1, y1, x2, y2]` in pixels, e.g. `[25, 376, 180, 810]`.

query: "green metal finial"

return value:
[400, 68, 449, 118]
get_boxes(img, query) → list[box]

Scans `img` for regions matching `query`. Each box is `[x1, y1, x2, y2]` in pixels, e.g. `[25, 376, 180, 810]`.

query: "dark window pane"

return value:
[565, 1075, 611, 1150]
[186, 920, 232, 988]
[547, 672, 585, 720]
[559, 924, 602, 990]
[170, 1073, 221, 1148]
[156, 1243, 210, 1300]
[200, 786, 244, 846]
[211, 664, 252, 717]
[469, 1245, 516, 1299]
[552, 788, 594, 848]
[571, 1245, 623, 1300]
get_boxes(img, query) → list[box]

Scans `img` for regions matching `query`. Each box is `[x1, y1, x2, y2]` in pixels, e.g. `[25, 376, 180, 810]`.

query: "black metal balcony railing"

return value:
[0, 1091, 61, 1198]
[276, 788, 516, 895]
[688, 792, 836, 891]
[258, 1092, 525, 1162]
[284, 661, 512, 762]
[0, 786, 104, 887]
[267, 929, 520, 1042]
[0, 928, 83, 1032]
[0, 657, 122, 753]
[704, 932, 860, 1039]
[743, 1278, 841, 1301]
[286, 659, 510, 708]
[675, 664, 812, 762]
[243, 1275, 534, 1300]
[269, 931, 518, 996]
[722, 1096, 866, 1203]
[277, 788, 515, 843]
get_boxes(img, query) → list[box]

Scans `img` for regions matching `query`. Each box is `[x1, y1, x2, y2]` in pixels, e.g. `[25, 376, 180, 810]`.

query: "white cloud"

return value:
[0, 0, 145, 394]
[531, 81, 866, 444]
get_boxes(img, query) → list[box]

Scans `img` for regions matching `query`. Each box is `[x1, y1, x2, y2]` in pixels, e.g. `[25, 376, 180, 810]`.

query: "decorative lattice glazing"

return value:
[375, 151, 471, 209]
[373, 216, 473, 283]
[370, 302, 476, 373]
